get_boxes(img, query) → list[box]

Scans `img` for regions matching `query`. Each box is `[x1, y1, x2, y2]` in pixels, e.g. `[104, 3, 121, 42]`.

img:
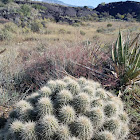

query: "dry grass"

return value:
[0, 20, 139, 103]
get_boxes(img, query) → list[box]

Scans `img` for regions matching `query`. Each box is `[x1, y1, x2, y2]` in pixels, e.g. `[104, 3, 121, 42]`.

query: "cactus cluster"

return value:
[0, 77, 129, 140]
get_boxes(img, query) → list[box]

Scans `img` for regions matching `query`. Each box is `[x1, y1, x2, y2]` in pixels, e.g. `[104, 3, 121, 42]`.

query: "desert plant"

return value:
[107, 23, 112, 27]
[112, 31, 140, 87]
[0, 28, 13, 41]
[0, 77, 129, 140]
[18, 4, 32, 17]
[30, 20, 44, 33]
[80, 30, 86, 36]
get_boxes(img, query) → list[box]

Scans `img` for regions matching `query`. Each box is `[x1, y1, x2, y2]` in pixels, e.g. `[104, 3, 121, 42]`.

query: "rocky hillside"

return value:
[41, 0, 75, 7]
[0, 1, 98, 24]
[95, 1, 140, 19]
[0, 0, 140, 24]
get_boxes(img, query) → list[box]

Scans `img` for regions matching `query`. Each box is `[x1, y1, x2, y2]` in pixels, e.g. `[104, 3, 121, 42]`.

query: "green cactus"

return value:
[103, 118, 121, 135]
[38, 115, 59, 139]
[59, 105, 76, 124]
[82, 86, 95, 97]
[93, 131, 115, 140]
[56, 89, 73, 106]
[78, 77, 87, 85]
[119, 124, 129, 140]
[104, 101, 119, 118]
[70, 116, 93, 140]
[95, 88, 107, 99]
[72, 92, 90, 113]
[21, 121, 37, 140]
[55, 80, 66, 92]
[86, 108, 104, 128]
[39, 86, 52, 97]
[36, 97, 53, 116]
[91, 98, 104, 108]
[26, 92, 41, 106]
[15, 100, 33, 121]
[119, 112, 129, 123]
[10, 120, 23, 138]
[0, 77, 129, 140]
[47, 80, 57, 92]
[66, 80, 80, 95]
[55, 125, 70, 140]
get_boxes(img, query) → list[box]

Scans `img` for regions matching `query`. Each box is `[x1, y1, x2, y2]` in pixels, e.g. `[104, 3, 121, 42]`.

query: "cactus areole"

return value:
[0, 77, 129, 140]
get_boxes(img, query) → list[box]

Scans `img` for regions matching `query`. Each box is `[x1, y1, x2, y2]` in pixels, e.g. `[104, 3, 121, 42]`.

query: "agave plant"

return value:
[112, 32, 140, 86]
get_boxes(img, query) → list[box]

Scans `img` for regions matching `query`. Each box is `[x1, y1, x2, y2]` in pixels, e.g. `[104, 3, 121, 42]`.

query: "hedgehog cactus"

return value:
[0, 77, 129, 140]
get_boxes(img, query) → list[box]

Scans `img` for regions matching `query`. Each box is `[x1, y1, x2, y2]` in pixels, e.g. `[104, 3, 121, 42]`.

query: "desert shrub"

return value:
[30, 20, 44, 33]
[72, 23, 81, 27]
[0, 1, 4, 7]
[96, 27, 115, 34]
[12, 52, 57, 93]
[0, 88, 19, 106]
[0, 0, 13, 4]
[107, 23, 112, 27]
[3, 22, 19, 33]
[32, 4, 47, 10]
[58, 28, 66, 34]
[80, 30, 86, 36]
[0, 77, 129, 140]
[96, 28, 106, 33]
[18, 4, 32, 17]
[0, 28, 13, 41]
[122, 84, 140, 120]
[22, 26, 31, 34]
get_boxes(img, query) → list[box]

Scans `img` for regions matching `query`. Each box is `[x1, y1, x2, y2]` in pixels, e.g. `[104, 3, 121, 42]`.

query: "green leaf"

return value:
[129, 70, 140, 81]
[129, 43, 139, 65]
[123, 42, 128, 66]
[127, 48, 140, 75]
[117, 31, 124, 65]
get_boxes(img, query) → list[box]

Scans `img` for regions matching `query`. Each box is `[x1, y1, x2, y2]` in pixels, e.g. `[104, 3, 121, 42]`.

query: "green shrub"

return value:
[0, 77, 129, 140]
[0, 29, 13, 41]
[30, 20, 43, 33]
[0, 0, 13, 4]
[22, 26, 31, 34]
[96, 28, 106, 33]
[123, 84, 140, 120]
[18, 4, 31, 17]
[4, 22, 18, 33]
[58, 28, 66, 34]
[32, 4, 47, 10]
[80, 30, 86, 36]
[0, 1, 4, 7]
[107, 23, 112, 27]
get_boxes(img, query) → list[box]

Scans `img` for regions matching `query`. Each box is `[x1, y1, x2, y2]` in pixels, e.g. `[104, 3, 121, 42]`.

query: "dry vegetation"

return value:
[0, 20, 139, 93]
[0, 20, 140, 139]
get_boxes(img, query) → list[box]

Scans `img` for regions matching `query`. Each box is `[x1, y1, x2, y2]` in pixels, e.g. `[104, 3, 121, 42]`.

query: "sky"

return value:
[59, 0, 140, 7]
